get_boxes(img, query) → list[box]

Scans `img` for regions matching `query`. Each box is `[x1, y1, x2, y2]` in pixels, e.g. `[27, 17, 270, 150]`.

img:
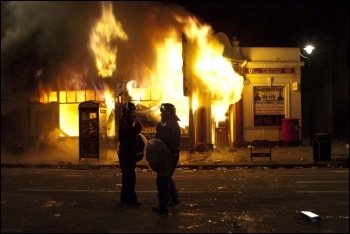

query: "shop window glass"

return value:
[67, 91, 76, 103]
[49, 91, 58, 102]
[76, 90, 86, 102]
[96, 90, 105, 102]
[59, 91, 67, 103]
[86, 90, 95, 101]
[254, 86, 285, 126]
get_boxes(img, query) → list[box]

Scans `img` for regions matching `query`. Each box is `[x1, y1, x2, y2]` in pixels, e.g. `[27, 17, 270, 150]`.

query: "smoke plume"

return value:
[1, 1, 195, 164]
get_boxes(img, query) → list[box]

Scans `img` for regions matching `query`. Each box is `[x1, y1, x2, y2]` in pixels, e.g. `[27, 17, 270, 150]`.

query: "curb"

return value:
[1, 160, 348, 170]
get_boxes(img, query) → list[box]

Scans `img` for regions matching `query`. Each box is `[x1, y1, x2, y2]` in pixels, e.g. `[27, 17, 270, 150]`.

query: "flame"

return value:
[60, 103, 79, 136]
[183, 16, 244, 124]
[33, 3, 244, 140]
[89, 1, 128, 78]
[58, 86, 116, 138]
[126, 36, 190, 128]
[103, 86, 116, 137]
[126, 15, 243, 126]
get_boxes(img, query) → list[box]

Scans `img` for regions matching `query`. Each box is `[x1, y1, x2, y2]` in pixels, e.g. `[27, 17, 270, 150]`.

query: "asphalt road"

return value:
[1, 167, 349, 233]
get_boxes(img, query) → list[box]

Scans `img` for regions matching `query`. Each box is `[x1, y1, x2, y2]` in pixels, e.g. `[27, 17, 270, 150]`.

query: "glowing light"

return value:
[89, 1, 128, 78]
[183, 16, 244, 123]
[304, 45, 315, 54]
[35, 4, 245, 140]
[125, 15, 244, 127]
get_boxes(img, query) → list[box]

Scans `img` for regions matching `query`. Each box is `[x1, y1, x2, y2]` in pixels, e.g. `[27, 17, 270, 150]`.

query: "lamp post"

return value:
[300, 45, 315, 145]
[114, 84, 124, 147]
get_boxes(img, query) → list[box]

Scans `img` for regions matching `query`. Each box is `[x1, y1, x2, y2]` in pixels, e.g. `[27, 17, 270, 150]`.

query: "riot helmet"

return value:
[122, 101, 136, 116]
[160, 103, 180, 121]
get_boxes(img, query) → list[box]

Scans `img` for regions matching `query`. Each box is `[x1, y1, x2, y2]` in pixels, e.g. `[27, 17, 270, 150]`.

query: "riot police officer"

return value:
[152, 103, 181, 216]
[118, 101, 143, 206]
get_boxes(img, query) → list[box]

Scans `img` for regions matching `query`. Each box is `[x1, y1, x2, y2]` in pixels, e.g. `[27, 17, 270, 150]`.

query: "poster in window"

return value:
[254, 86, 284, 115]
[254, 86, 285, 126]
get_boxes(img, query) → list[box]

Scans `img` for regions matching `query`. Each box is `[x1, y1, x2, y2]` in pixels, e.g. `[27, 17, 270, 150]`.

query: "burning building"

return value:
[1, 1, 303, 164]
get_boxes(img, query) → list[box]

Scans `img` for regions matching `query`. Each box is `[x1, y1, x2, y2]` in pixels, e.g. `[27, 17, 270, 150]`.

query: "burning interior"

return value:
[1, 1, 244, 163]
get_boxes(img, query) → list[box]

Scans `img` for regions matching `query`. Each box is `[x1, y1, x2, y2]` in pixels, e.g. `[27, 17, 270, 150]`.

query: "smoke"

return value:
[1, 128, 79, 165]
[1, 1, 192, 101]
[1, 1, 102, 113]
[108, 1, 191, 84]
[2, 2, 89, 80]
[1, 1, 194, 164]
[0, 1, 200, 105]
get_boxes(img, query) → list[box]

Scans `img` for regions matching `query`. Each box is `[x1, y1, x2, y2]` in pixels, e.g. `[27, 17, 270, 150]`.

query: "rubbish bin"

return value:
[312, 133, 331, 161]
[282, 118, 300, 147]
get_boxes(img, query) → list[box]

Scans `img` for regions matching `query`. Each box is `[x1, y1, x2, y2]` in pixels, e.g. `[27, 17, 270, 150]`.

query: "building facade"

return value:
[1, 34, 306, 156]
[216, 33, 304, 147]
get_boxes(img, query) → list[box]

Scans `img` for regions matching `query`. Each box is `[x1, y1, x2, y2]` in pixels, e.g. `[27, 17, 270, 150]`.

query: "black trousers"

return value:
[118, 150, 137, 203]
[156, 153, 179, 209]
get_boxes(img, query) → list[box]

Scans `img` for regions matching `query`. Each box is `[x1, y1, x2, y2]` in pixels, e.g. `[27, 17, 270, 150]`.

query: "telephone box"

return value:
[78, 101, 107, 162]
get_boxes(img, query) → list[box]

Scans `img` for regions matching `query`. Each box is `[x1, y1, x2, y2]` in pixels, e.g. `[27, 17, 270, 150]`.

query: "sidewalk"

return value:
[175, 142, 349, 169]
[1, 138, 348, 169]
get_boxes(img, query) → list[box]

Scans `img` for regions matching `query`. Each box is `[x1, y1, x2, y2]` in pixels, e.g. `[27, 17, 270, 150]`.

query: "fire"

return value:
[103, 87, 116, 137]
[88, 2, 243, 131]
[33, 2, 244, 140]
[60, 103, 79, 136]
[89, 1, 128, 78]
[59, 86, 116, 137]
[125, 36, 190, 128]
[126, 15, 244, 126]
[183, 16, 244, 124]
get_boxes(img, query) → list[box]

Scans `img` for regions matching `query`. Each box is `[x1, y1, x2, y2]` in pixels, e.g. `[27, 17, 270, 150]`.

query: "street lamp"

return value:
[304, 45, 315, 55]
[300, 45, 315, 145]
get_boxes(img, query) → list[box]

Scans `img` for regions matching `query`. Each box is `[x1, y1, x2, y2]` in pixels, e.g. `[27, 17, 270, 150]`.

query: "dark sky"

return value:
[165, 1, 349, 48]
[1, 1, 348, 99]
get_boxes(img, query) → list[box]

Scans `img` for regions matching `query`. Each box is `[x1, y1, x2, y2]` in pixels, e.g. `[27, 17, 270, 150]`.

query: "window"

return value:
[254, 86, 285, 126]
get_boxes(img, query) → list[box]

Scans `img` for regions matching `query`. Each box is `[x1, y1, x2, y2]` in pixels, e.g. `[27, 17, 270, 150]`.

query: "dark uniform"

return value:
[152, 103, 181, 216]
[118, 102, 142, 206]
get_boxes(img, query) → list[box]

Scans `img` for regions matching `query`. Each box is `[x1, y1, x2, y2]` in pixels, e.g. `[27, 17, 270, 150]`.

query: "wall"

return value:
[215, 32, 304, 145]
[241, 47, 302, 143]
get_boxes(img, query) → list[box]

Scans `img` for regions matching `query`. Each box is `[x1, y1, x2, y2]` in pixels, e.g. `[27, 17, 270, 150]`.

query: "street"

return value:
[1, 167, 349, 233]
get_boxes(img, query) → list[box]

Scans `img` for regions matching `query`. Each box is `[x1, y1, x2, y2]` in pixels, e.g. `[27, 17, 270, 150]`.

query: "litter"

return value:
[300, 211, 321, 222]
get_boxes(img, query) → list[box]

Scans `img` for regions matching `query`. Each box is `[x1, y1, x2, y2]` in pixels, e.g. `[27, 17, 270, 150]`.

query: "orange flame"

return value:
[126, 15, 244, 126]
[125, 36, 190, 128]
[35, 3, 244, 139]
[89, 1, 128, 78]
[183, 16, 244, 123]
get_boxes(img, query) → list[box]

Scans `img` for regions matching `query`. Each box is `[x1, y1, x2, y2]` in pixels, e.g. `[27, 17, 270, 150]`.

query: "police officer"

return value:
[118, 101, 142, 206]
[152, 103, 181, 216]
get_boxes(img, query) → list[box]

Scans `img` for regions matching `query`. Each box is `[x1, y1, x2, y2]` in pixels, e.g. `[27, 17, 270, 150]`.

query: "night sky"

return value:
[1, 1, 348, 99]
[165, 1, 349, 48]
